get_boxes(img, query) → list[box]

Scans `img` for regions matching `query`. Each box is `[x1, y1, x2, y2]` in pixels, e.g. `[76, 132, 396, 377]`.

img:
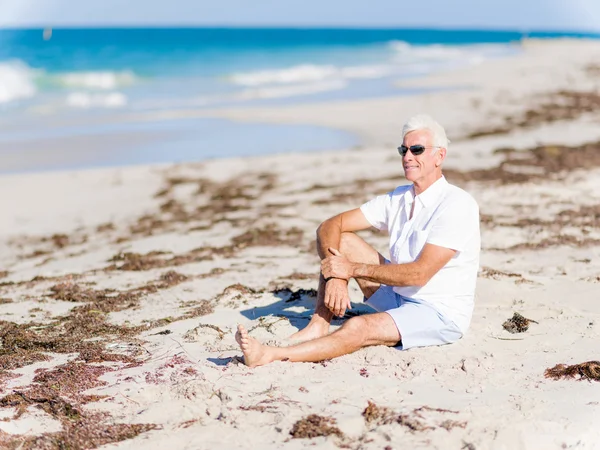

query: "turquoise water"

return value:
[0, 27, 598, 172]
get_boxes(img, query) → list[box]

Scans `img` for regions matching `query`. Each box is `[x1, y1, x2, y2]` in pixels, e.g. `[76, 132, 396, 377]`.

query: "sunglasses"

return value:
[397, 145, 440, 156]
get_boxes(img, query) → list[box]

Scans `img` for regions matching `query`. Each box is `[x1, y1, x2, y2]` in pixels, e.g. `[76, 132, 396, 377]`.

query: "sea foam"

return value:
[228, 63, 393, 87]
[66, 92, 128, 108]
[227, 42, 517, 90]
[57, 70, 137, 90]
[0, 60, 37, 104]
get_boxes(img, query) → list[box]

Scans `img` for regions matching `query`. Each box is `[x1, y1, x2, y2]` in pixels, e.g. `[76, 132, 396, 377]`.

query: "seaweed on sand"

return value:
[502, 312, 538, 333]
[362, 401, 464, 433]
[290, 414, 344, 439]
[545, 361, 600, 382]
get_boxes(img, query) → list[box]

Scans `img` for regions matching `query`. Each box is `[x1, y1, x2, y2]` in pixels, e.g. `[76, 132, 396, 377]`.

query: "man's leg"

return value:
[236, 311, 401, 367]
[289, 232, 386, 341]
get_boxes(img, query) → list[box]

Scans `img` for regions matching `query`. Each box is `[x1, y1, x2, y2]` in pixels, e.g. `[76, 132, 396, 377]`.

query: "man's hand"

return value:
[323, 277, 350, 317]
[321, 248, 355, 281]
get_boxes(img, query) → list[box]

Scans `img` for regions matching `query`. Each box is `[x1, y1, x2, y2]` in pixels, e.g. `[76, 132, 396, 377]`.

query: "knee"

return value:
[340, 316, 368, 345]
[339, 232, 357, 254]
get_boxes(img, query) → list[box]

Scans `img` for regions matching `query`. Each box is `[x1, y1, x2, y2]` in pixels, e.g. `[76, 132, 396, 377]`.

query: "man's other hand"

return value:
[321, 248, 355, 281]
[323, 277, 350, 317]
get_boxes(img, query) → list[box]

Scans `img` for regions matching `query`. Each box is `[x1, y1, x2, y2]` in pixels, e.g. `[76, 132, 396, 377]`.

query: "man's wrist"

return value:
[353, 263, 366, 279]
[324, 276, 348, 284]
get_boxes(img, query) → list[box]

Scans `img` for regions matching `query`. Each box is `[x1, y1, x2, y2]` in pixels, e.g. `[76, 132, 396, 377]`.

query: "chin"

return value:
[404, 172, 418, 182]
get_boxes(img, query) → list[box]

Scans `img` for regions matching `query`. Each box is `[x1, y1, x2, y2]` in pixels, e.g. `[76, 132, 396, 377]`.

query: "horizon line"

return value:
[0, 24, 599, 35]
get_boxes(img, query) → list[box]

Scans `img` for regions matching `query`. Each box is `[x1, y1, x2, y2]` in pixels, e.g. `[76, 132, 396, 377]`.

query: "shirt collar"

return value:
[414, 176, 448, 207]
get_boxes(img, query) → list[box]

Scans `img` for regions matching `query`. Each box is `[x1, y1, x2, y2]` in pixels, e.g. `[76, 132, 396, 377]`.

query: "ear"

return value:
[435, 147, 447, 166]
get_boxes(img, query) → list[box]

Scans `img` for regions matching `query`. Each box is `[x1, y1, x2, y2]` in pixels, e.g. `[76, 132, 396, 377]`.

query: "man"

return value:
[236, 114, 480, 367]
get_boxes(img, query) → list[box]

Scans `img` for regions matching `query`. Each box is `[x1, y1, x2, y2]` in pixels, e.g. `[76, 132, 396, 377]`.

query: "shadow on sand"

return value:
[239, 288, 375, 331]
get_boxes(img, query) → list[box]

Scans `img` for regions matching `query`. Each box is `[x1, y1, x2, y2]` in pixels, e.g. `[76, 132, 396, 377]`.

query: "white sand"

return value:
[1, 39, 600, 449]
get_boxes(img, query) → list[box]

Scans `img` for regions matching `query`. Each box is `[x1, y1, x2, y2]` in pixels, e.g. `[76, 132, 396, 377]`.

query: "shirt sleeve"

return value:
[360, 191, 392, 232]
[426, 195, 480, 252]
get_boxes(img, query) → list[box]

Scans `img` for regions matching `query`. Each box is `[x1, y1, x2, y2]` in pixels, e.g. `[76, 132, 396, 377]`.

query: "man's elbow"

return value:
[412, 268, 433, 288]
[316, 217, 337, 237]
[412, 277, 428, 288]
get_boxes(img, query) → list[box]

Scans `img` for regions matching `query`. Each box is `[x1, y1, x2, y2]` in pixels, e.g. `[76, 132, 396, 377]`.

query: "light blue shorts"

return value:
[365, 285, 462, 350]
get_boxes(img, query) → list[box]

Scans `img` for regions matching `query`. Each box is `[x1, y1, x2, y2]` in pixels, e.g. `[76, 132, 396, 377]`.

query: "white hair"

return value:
[402, 114, 450, 151]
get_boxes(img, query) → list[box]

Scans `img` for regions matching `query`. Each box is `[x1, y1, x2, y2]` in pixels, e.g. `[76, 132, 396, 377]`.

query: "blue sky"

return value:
[1, 0, 599, 31]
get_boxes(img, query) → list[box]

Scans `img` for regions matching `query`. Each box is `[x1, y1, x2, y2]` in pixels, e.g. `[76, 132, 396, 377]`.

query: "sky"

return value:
[0, 0, 599, 32]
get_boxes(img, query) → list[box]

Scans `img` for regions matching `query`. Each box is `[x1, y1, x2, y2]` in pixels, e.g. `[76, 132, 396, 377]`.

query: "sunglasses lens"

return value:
[398, 145, 426, 156]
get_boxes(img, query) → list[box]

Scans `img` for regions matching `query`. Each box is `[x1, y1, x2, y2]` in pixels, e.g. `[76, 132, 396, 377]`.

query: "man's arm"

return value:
[322, 243, 456, 288]
[316, 208, 373, 260]
[317, 209, 373, 317]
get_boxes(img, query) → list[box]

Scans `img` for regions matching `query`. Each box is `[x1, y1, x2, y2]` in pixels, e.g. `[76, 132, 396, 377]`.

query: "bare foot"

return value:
[289, 322, 329, 343]
[235, 325, 273, 367]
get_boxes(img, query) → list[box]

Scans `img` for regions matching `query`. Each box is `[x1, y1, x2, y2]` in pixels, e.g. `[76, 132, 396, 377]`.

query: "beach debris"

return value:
[108, 251, 169, 271]
[363, 401, 397, 425]
[362, 401, 464, 432]
[544, 361, 600, 382]
[272, 287, 317, 303]
[152, 329, 172, 336]
[289, 414, 344, 439]
[502, 312, 538, 333]
[359, 368, 369, 378]
[158, 270, 188, 287]
[0, 361, 157, 448]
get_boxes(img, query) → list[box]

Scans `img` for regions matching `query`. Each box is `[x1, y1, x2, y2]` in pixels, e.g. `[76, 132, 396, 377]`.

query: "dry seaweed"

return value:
[290, 414, 344, 439]
[1, 269, 194, 373]
[127, 172, 278, 237]
[157, 271, 188, 288]
[108, 223, 303, 272]
[230, 224, 303, 249]
[467, 90, 600, 139]
[362, 401, 463, 433]
[0, 412, 157, 449]
[108, 251, 170, 271]
[480, 267, 523, 280]
[0, 358, 158, 449]
[144, 301, 214, 328]
[363, 401, 397, 425]
[445, 141, 600, 187]
[544, 361, 600, 382]
[503, 312, 538, 333]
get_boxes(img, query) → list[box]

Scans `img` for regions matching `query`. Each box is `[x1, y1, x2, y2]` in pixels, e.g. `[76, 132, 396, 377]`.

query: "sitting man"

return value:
[236, 114, 480, 367]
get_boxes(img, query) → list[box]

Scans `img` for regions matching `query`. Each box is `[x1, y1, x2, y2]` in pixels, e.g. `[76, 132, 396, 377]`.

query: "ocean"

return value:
[1, 27, 598, 172]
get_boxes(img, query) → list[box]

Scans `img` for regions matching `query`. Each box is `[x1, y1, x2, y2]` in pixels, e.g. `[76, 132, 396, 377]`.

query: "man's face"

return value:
[402, 129, 444, 184]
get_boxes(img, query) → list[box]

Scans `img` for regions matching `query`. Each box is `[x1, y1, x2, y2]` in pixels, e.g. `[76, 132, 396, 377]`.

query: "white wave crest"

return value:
[58, 70, 137, 90]
[66, 92, 127, 109]
[228, 63, 393, 87]
[0, 60, 37, 104]
[235, 80, 347, 101]
[388, 40, 517, 62]
[229, 64, 338, 86]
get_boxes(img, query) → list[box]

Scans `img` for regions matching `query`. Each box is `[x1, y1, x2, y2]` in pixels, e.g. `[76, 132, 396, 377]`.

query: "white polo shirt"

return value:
[360, 176, 480, 333]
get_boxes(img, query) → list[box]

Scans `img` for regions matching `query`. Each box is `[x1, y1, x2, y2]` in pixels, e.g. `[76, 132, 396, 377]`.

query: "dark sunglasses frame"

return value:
[397, 145, 440, 156]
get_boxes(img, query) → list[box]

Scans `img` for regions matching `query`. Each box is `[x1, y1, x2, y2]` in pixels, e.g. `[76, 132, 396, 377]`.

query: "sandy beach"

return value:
[1, 38, 600, 449]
